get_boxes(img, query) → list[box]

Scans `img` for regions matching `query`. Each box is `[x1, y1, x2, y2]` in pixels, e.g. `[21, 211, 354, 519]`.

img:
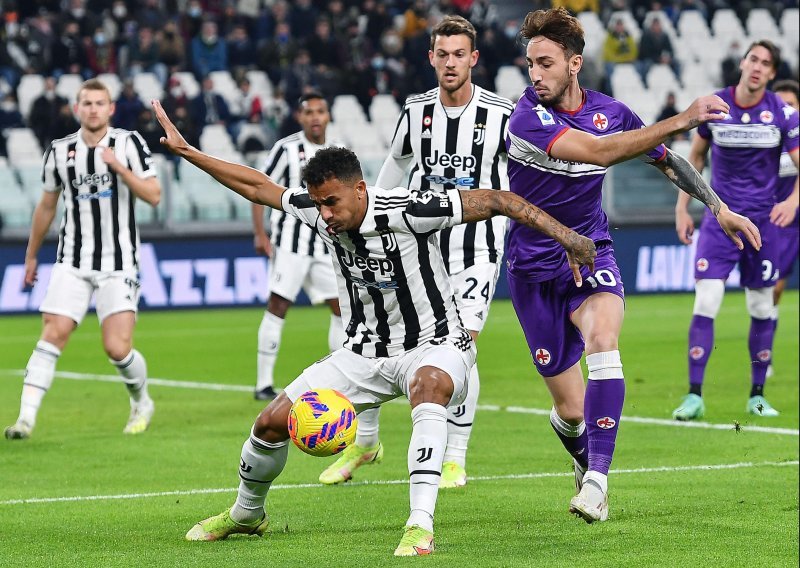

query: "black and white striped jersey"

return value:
[262, 131, 344, 258]
[281, 185, 466, 357]
[42, 128, 156, 272]
[377, 84, 513, 274]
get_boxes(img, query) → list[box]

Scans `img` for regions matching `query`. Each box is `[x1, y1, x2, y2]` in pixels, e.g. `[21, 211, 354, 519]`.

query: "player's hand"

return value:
[254, 232, 273, 257]
[151, 100, 191, 156]
[24, 257, 38, 288]
[675, 208, 695, 245]
[716, 205, 761, 251]
[769, 199, 798, 227]
[680, 95, 729, 130]
[564, 233, 596, 287]
[100, 146, 122, 173]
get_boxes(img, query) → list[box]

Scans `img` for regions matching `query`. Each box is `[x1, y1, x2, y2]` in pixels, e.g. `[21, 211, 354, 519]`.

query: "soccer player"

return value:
[251, 92, 346, 400]
[152, 99, 596, 556]
[4, 79, 161, 440]
[768, 79, 800, 374]
[504, 8, 762, 523]
[318, 15, 513, 489]
[673, 42, 799, 421]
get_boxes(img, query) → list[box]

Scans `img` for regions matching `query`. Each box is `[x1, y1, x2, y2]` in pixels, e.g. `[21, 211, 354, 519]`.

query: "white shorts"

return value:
[269, 249, 338, 304]
[283, 329, 477, 412]
[39, 263, 140, 325]
[450, 262, 501, 333]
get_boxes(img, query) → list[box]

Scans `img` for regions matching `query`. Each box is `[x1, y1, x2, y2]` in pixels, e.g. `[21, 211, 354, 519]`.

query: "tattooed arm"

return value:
[653, 146, 762, 251]
[459, 190, 596, 286]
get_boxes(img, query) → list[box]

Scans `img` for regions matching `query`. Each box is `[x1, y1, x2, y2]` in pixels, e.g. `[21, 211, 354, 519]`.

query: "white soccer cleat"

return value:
[569, 473, 609, 523]
[123, 397, 155, 434]
[573, 458, 587, 493]
[4, 421, 33, 440]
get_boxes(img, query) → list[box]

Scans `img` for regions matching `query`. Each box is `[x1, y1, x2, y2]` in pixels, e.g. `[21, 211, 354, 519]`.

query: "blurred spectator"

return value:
[162, 76, 191, 117]
[62, 0, 99, 38]
[0, 93, 24, 157]
[257, 21, 299, 85]
[341, 18, 375, 111]
[469, 0, 501, 31]
[227, 24, 257, 75]
[191, 75, 232, 132]
[603, 18, 638, 93]
[50, 20, 89, 78]
[305, 19, 344, 96]
[182, 1, 207, 47]
[655, 91, 687, 144]
[114, 79, 145, 131]
[362, 0, 392, 47]
[0, 28, 24, 88]
[136, 0, 167, 30]
[85, 27, 118, 75]
[19, 13, 55, 75]
[158, 21, 187, 75]
[720, 40, 742, 87]
[636, 17, 680, 84]
[289, 0, 318, 40]
[402, 0, 429, 39]
[135, 107, 166, 156]
[325, 0, 351, 38]
[262, 87, 290, 145]
[51, 101, 80, 140]
[280, 50, 321, 105]
[128, 26, 168, 86]
[551, 0, 600, 14]
[29, 77, 68, 149]
[191, 20, 228, 79]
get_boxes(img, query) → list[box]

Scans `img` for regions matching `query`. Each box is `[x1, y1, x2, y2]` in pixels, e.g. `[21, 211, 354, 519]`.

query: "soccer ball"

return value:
[288, 389, 358, 457]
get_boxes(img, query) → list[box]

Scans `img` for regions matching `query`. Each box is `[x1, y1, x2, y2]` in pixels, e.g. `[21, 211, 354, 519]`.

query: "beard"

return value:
[439, 70, 469, 94]
[537, 68, 571, 107]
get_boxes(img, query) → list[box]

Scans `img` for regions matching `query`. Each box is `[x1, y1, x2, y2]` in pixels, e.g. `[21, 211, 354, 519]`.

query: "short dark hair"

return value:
[430, 15, 477, 51]
[772, 79, 799, 100]
[297, 90, 327, 109]
[302, 147, 363, 187]
[520, 8, 585, 57]
[744, 39, 781, 71]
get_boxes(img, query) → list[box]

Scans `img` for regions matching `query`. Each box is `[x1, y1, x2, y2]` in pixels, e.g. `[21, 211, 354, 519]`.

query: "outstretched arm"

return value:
[770, 147, 799, 227]
[460, 189, 596, 286]
[151, 100, 285, 209]
[652, 148, 761, 251]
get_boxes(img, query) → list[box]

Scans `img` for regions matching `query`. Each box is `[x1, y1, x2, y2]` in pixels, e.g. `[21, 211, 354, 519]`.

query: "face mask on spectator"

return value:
[71, 8, 85, 18]
[505, 25, 517, 40]
[189, 6, 202, 17]
[94, 33, 107, 45]
[1, 101, 17, 112]
[113, 5, 127, 18]
[202, 33, 217, 45]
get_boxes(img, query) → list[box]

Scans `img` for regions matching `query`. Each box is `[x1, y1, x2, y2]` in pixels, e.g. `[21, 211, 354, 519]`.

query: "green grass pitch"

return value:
[0, 292, 797, 567]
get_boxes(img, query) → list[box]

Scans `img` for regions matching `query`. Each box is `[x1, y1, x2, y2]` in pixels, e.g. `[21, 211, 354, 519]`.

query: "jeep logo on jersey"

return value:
[340, 249, 394, 276]
[424, 149, 477, 171]
[72, 172, 113, 189]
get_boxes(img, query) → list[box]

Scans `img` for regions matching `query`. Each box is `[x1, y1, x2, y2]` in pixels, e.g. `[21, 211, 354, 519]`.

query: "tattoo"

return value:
[659, 149, 722, 215]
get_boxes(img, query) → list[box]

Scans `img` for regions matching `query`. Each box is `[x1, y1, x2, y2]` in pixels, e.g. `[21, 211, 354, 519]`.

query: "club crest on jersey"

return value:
[757, 349, 771, 362]
[759, 110, 773, 123]
[596, 416, 616, 429]
[379, 228, 399, 253]
[689, 346, 705, 360]
[696, 258, 709, 272]
[534, 105, 555, 126]
[535, 348, 551, 366]
[473, 122, 486, 145]
[592, 113, 609, 131]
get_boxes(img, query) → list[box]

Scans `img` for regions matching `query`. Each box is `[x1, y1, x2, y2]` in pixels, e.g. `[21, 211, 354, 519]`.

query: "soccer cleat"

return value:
[439, 461, 467, 488]
[123, 397, 155, 434]
[185, 508, 269, 541]
[573, 459, 587, 493]
[318, 442, 383, 485]
[254, 385, 278, 401]
[747, 395, 779, 417]
[393, 525, 434, 556]
[4, 421, 33, 440]
[672, 393, 705, 421]
[569, 478, 609, 523]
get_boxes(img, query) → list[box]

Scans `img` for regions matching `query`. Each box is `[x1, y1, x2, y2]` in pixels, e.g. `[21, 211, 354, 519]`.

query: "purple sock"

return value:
[688, 315, 714, 392]
[749, 317, 774, 388]
[585, 377, 625, 476]
[549, 409, 588, 469]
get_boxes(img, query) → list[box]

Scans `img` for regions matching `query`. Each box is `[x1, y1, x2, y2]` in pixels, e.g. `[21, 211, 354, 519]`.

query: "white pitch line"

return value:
[1, 369, 798, 436]
[1, 460, 796, 506]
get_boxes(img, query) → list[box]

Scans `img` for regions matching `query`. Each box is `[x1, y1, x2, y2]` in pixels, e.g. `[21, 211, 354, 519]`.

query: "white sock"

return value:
[230, 432, 289, 525]
[257, 311, 284, 390]
[407, 402, 447, 532]
[18, 340, 61, 427]
[354, 406, 381, 448]
[328, 314, 346, 352]
[443, 364, 480, 468]
[583, 470, 608, 494]
[111, 349, 149, 403]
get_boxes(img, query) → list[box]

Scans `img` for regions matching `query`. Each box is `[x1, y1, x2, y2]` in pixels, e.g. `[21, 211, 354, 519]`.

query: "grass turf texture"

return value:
[0, 292, 797, 567]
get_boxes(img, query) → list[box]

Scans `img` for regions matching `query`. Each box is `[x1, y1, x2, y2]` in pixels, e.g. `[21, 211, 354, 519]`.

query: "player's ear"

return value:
[470, 49, 479, 67]
[570, 54, 583, 76]
[355, 179, 367, 198]
[428, 50, 435, 67]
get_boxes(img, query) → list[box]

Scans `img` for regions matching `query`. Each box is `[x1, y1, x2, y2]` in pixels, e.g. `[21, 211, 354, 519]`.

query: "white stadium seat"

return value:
[495, 65, 528, 102]
[5, 128, 42, 166]
[97, 73, 122, 100]
[678, 10, 711, 41]
[608, 10, 641, 42]
[331, 94, 367, 124]
[746, 8, 780, 39]
[17, 74, 45, 119]
[56, 74, 83, 102]
[132, 72, 163, 104]
[172, 72, 201, 99]
[711, 9, 747, 46]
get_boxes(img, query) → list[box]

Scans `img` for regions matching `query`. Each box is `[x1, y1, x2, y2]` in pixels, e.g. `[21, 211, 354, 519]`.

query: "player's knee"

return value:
[745, 287, 774, 320]
[693, 279, 725, 318]
[583, 331, 618, 355]
[553, 402, 583, 424]
[408, 367, 454, 406]
[41, 315, 74, 349]
[253, 393, 292, 443]
[267, 294, 291, 318]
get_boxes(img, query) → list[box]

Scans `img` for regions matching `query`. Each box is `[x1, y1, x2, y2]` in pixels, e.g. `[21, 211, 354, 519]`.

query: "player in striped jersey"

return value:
[5, 79, 161, 440]
[153, 99, 595, 555]
[250, 92, 346, 400]
[318, 15, 514, 490]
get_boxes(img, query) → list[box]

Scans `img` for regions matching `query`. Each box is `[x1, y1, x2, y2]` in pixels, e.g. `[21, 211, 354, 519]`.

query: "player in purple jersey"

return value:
[673, 42, 799, 422]
[505, 8, 761, 524]
[768, 80, 800, 377]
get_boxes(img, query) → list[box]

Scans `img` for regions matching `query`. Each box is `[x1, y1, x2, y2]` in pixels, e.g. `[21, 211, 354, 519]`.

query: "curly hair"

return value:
[520, 8, 585, 58]
[302, 147, 363, 187]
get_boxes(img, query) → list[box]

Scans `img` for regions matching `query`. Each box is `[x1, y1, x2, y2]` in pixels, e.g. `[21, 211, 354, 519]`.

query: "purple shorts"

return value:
[775, 221, 799, 280]
[508, 245, 625, 378]
[694, 213, 780, 288]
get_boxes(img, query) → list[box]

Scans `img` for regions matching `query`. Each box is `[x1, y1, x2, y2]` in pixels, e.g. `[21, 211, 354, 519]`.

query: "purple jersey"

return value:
[696, 87, 799, 217]
[505, 87, 666, 281]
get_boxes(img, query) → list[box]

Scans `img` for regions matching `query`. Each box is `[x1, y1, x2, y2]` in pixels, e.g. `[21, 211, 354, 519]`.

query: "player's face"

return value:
[739, 46, 777, 93]
[297, 98, 330, 144]
[777, 90, 799, 111]
[526, 36, 579, 107]
[308, 177, 368, 235]
[74, 88, 114, 133]
[429, 34, 478, 94]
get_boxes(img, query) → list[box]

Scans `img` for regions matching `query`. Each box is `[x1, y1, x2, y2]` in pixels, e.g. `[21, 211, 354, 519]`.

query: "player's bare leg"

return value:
[542, 363, 588, 491]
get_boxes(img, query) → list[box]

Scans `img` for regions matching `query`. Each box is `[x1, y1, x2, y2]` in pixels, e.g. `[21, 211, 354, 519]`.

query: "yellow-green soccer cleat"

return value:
[123, 398, 155, 435]
[439, 461, 467, 488]
[185, 508, 269, 541]
[393, 525, 435, 556]
[4, 421, 33, 440]
[318, 442, 383, 485]
[747, 395, 779, 417]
